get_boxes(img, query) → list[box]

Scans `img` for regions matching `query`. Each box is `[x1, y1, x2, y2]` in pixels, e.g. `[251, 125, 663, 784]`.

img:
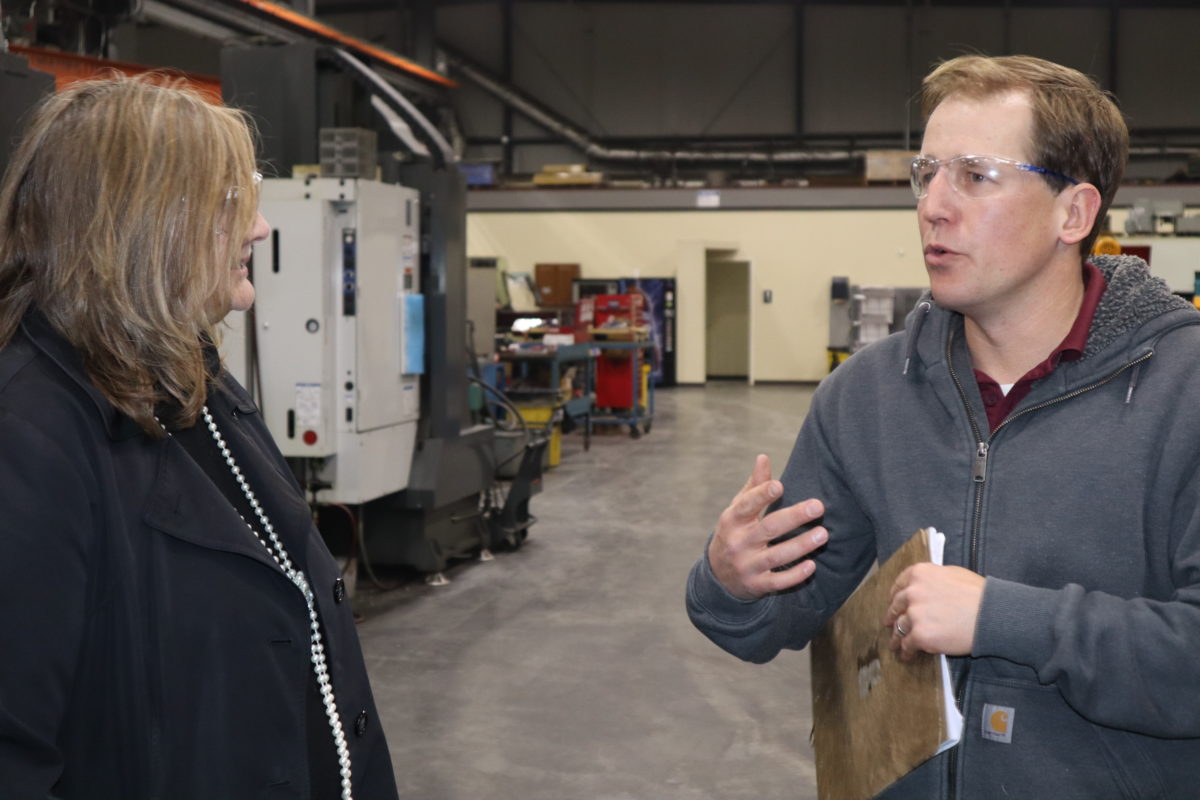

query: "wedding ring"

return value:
[895, 620, 909, 637]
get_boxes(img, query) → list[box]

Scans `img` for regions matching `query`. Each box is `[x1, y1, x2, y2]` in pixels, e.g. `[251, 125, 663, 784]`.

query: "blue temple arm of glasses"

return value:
[1017, 164, 1080, 185]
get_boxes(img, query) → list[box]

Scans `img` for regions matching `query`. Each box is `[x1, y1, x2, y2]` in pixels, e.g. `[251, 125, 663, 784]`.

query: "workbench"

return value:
[498, 343, 594, 450]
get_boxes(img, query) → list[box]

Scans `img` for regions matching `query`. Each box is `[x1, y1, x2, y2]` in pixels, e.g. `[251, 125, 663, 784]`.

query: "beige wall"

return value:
[468, 209, 929, 382]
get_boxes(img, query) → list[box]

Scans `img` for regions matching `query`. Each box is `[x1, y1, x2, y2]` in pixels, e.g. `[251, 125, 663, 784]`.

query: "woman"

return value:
[0, 77, 399, 799]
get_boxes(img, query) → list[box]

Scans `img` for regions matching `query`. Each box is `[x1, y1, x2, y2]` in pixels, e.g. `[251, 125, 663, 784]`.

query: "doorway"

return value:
[705, 257, 752, 383]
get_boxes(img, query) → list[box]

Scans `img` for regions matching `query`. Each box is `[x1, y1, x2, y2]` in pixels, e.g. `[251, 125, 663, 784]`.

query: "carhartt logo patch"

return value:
[982, 704, 1014, 743]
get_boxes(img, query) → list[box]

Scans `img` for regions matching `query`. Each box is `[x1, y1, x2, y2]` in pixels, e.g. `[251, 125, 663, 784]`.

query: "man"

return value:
[687, 54, 1200, 798]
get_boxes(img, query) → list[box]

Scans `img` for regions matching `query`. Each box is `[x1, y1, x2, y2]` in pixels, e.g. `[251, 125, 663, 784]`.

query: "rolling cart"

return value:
[591, 340, 655, 438]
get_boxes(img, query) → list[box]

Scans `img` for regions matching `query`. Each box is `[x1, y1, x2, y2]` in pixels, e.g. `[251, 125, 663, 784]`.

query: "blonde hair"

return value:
[0, 75, 259, 437]
[921, 55, 1129, 258]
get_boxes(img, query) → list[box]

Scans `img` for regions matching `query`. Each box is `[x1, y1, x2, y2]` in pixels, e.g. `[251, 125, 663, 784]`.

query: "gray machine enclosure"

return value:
[221, 43, 497, 574]
[224, 177, 423, 506]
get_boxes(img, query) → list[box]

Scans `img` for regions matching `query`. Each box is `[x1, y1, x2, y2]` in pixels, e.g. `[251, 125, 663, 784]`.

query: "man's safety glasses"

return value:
[910, 155, 1079, 200]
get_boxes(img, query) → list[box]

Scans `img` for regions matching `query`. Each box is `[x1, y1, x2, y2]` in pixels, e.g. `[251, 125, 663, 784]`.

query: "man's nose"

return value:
[919, 166, 958, 222]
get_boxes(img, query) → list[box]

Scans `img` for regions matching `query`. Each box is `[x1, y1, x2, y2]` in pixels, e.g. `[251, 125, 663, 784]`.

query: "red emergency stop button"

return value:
[303, 430, 318, 445]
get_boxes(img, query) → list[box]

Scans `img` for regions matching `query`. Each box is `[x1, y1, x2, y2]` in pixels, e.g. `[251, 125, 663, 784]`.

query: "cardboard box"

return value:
[532, 170, 604, 186]
[865, 149, 918, 183]
[589, 326, 650, 342]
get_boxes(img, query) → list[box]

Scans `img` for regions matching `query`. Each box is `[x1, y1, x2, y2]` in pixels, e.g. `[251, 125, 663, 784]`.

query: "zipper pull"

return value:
[974, 442, 989, 483]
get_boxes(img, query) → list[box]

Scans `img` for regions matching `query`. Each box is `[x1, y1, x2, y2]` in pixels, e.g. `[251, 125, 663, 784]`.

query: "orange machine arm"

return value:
[8, 44, 222, 102]
[235, 0, 457, 89]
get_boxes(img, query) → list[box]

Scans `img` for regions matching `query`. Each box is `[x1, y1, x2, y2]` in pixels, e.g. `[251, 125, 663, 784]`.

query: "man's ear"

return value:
[1058, 183, 1103, 247]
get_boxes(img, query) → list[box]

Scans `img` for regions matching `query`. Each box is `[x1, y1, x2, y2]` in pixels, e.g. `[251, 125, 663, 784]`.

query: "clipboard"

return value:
[810, 527, 963, 800]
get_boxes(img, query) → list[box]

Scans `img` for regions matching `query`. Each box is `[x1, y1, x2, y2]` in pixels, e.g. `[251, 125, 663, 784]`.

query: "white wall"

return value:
[468, 208, 928, 382]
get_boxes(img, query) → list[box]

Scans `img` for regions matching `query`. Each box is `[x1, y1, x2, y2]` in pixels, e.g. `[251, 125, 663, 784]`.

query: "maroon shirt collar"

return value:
[974, 261, 1107, 433]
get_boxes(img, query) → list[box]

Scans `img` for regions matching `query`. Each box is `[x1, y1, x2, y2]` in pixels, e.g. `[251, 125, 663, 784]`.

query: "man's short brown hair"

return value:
[921, 55, 1128, 258]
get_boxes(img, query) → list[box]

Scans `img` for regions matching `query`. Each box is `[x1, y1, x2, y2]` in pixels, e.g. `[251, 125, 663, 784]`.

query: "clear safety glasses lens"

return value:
[910, 156, 1077, 200]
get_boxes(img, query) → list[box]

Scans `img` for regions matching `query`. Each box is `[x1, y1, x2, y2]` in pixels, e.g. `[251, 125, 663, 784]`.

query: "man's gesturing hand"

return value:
[707, 454, 828, 601]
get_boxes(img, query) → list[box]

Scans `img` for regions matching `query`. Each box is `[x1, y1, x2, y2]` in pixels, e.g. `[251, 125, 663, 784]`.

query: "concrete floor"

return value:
[355, 383, 820, 800]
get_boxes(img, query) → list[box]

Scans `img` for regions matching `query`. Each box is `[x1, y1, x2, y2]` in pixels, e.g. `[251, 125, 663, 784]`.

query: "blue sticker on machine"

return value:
[404, 294, 425, 375]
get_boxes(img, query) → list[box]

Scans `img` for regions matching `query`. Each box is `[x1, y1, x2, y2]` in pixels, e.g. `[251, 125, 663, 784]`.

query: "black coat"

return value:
[0, 313, 399, 799]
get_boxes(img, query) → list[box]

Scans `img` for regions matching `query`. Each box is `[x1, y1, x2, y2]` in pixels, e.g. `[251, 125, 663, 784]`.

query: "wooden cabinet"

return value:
[534, 263, 580, 307]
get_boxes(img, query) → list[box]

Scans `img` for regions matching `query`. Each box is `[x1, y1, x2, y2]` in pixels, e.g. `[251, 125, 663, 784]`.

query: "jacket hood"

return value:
[902, 254, 1198, 376]
[1085, 254, 1194, 357]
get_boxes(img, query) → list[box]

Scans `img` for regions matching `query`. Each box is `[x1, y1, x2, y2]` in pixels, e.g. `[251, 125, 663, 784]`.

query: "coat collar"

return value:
[17, 312, 256, 441]
[142, 438, 290, 572]
[904, 255, 1200, 381]
[19, 311, 145, 441]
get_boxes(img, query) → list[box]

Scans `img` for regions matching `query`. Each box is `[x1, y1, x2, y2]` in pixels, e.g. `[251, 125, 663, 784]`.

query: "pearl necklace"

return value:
[200, 406, 355, 800]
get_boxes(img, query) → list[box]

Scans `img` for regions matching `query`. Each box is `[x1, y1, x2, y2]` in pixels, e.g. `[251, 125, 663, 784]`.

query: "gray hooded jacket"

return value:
[687, 255, 1200, 800]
